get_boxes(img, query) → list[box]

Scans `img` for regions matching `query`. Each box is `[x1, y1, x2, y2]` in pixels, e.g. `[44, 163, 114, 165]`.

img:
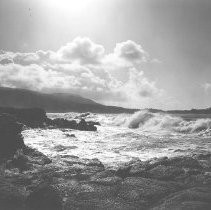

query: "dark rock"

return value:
[152, 187, 211, 210]
[118, 177, 183, 208]
[23, 146, 52, 165]
[6, 150, 31, 172]
[26, 184, 63, 210]
[90, 176, 122, 186]
[86, 121, 101, 126]
[147, 156, 169, 169]
[129, 164, 148, 177]
[148, 165, 185, 181]
[0, 114, 25, 158]
[0, 107, 48, 128]
[50, 118, 97, 131]
[74, 112, 91, 119]
[115, 165, 132, 178]
[65, 133, 76, 138]
[77, 119, 97, 131]
[164, 156, 202, 169]
[176, 173, 211, 186]
[0, 177, 26, 210]
[85, 158, 104, 168]
[50, 118, 78, 129]
[91, 170, 115, 180]
[193, 153, 211, 160]
[64, 183, 121, 210]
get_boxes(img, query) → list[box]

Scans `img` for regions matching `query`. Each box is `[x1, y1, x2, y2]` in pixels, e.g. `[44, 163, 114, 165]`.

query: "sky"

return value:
[0, 0, 211, 110]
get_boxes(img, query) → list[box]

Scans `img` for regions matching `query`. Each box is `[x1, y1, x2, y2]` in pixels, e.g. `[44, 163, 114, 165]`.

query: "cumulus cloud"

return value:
[58, 37, 105, 64]
[0, 37, 166, 108]
[114, 40, 148, 63]
[0, 58, 13, 65]
[202, 82, 211, 92]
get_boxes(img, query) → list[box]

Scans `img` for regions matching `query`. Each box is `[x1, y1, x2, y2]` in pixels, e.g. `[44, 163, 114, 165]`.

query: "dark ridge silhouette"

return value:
[0, 87, 137, 113]
[146, 108, 211, 114]
[0, 87, 210, 114]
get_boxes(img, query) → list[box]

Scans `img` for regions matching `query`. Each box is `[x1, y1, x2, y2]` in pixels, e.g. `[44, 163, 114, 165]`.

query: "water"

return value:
[23, 110, 211, 168]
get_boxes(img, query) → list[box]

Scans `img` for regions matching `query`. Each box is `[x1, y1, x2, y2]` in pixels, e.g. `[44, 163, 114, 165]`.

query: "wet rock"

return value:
[6, 150, 31, 172]
[64, 183, 121, 210]
[50, 118, 97, 131]
[0, 114, 25, 158]
[0, 107, 48, 128]
[129, 164, 148, 177]
[91, 170, 115, 179]
[23, 146, 52, 165]
[118, 177, 183, 208]
[65, 133, 76, 138]
[26, 184, 63, 210]
[50, 118, 78, 129]
[147, 156, 169, 169]
[115, 165, 132, 178]
[164, 156, 202, 169]
[85, 158, 104, 168]
[77, 119, 97, 131]
[0, 177, 26, 210]
[75, 112, 90, 119]
[193, 153, 211, 160]
[148, 165, 185, 181]
[54, 145, 77, 152]
[86, 121, 101, 126]
[90, 176, 122, 186]
[176, 173, 211, 186]
[8, 173, 33, 187]
[152, 187, 211, 210]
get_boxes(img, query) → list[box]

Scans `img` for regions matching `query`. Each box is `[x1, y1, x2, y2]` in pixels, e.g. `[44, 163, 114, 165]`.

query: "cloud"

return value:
[114, 68, 164, 108]
[0, 58, 13, 65]
[114, 40, 148, 63]
[58, 37, 105, 64]
[202, 82, 211, 92]
[0, 37, 167, 108]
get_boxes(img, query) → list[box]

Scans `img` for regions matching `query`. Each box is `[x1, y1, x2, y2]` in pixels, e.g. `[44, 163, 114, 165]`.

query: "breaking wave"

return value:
[115, 110, 211, 135]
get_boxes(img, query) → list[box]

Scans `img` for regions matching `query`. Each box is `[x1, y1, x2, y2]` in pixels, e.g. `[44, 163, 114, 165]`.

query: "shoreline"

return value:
[0, 108, 211, 209]
[1, 146, 211, 210]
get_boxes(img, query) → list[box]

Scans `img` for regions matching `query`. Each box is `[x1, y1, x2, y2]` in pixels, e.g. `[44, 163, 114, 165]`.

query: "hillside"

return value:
[0, 87, 137, 113]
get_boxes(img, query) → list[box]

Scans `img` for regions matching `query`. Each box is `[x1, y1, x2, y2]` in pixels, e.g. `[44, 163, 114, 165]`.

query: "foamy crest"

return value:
[115, 110, 211, 135]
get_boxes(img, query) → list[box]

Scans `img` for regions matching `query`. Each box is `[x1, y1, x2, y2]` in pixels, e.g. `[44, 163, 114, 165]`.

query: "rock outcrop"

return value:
[26, 184, 63, 210]
[0, 114, 25, 159]
[0, 107, 98, 131]
[0, 177, 26, 210]
[0, 107, 211, 210]
[0, 107, 47, 128]
[48, 118, 97, 131]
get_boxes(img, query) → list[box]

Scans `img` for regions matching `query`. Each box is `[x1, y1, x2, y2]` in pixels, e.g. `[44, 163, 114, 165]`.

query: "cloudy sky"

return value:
[0, 0, 211, 110]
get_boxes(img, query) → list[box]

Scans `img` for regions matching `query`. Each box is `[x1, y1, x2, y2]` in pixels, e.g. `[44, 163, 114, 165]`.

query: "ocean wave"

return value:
[115, 110, 211, 134]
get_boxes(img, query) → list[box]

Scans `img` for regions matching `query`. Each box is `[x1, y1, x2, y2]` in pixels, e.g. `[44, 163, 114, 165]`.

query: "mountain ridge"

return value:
[0, 87, 210, 114]
[0, 87, 137, 113]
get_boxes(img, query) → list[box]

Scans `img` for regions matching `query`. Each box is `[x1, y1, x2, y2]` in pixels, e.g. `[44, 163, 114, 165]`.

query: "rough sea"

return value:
[23, 110, 211, 168]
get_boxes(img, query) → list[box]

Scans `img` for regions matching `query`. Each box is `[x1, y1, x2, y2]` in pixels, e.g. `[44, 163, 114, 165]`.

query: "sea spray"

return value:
[114, 110, 211, 135]
[24, 112, 211, 167]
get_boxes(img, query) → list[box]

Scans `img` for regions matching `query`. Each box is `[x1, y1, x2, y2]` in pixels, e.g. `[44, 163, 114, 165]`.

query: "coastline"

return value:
[0, 108, 211, 210]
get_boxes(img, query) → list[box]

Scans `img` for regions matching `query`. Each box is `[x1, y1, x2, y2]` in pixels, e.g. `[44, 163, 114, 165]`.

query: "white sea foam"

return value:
[114, 110, 211, 135]
[23, 112, 211, 168]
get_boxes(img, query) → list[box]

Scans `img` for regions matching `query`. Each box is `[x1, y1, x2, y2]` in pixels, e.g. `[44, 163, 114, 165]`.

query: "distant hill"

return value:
[0, 87, 137, 113]
[0, 87, 210, 114]
[146, 108, 211, 115]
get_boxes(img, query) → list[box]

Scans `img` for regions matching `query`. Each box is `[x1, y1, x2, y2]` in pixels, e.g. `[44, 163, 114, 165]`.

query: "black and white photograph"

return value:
[0, 0, 211, 209]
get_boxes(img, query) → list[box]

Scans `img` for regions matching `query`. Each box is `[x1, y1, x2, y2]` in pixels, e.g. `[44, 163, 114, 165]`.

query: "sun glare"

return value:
[47, 0, 98, 15]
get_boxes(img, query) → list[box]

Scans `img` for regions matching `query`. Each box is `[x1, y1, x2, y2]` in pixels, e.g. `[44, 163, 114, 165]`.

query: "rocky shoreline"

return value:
[0, 109, 211, 210]
[0, 107, 98, 131]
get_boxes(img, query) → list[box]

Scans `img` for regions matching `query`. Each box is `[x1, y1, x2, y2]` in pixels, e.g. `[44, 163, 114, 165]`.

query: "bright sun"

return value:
[47, 0, 98, 15]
